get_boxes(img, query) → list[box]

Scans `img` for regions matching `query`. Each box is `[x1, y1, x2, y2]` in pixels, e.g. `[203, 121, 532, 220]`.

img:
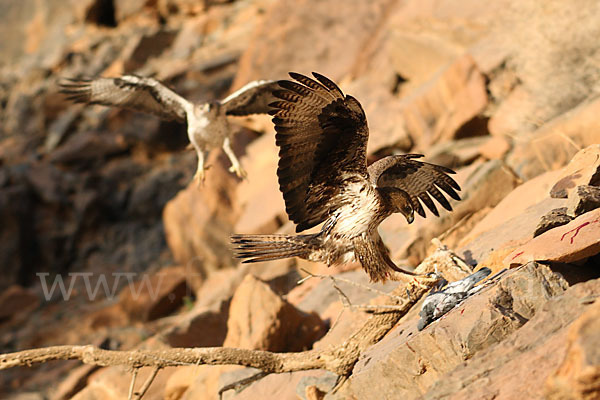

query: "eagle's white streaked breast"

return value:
[330, 179, 382, 238]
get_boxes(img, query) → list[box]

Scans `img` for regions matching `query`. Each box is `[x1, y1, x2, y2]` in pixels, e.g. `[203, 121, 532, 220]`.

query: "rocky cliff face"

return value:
[1, 0, 599, 399]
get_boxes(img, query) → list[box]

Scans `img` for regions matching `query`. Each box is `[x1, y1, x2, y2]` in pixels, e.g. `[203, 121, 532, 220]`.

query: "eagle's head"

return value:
[378, 187, 414, 224]
[203, 101, 221, 115]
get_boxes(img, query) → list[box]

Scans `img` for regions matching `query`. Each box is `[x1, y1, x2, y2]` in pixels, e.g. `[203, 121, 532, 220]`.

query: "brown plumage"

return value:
[231, 72, 461, 282]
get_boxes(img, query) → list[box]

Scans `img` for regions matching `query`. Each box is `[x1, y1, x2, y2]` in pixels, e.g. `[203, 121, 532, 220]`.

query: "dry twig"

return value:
[133, 367, 161, 399]
[128, 368, 138, 400]
[218, 370, 268, 400]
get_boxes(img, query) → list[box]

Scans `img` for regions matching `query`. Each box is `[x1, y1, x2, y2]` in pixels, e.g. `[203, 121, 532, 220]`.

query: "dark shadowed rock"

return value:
[113, 0, 154, 23]
[0, 181, 35, 289]
[163, 300, 229, 348]
[127, 166, 185, 218]
[533, 207, 573, 238]
[119, 265, 190, 322]
[123, 30, 179, 73]
[566, 185, 600, 217]
[425, 136, 489, 170]
[49, 131, 130, 165]
[0, 285, 39, 322]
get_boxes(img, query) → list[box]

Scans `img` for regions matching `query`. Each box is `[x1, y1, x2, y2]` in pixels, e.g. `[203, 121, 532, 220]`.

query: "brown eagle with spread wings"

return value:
[231, 72, 461, 282]
[60, 75, 279, 183]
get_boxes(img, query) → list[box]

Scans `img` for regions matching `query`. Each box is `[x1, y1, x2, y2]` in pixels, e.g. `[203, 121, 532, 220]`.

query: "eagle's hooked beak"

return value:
[405, 209, 414, 224]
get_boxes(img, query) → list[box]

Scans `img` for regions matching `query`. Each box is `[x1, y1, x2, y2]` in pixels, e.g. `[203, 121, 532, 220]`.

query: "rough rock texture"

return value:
[550, 145, 600, 199]
[399, 54, 488, 149]
[505, 208, 600, 266]
[545, 300, 600, 400]
[567, 185, 600, 217]
[423, 277, 600, 399]
[507, 104, 600, 181]
[224, 274, 326, 352]
[332, 263, 569, 399]
[0, 285, 39, 322]
[233, 0, 396, 84]
[118, 265, 191, 322]
[533, 207, 573, 238]
[162, 152, 242, 272]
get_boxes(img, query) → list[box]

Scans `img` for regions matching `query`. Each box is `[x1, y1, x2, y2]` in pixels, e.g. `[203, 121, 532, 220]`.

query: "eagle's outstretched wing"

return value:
[59, 75, 189, 122]
[368, 154, 461, 217]
[271, 72, 370, 232]
[221, 80, 280, 116]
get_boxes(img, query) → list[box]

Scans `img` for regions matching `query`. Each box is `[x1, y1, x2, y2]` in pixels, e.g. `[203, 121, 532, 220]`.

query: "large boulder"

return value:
[333, 263, 572, 399]
[224, 274, 326, 352]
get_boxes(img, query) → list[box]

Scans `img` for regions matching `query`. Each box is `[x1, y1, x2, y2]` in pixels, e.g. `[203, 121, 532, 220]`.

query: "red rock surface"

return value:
[550, 144, 600, 199]
[505, 208, 600, 266]
[545, 300, 600, 400]
[224, 274, 326, 352]
[399, 54, 488, 149]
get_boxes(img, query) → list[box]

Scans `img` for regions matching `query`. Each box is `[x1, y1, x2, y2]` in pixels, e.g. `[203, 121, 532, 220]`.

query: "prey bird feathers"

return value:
[60, 75, 280, 183]
[232, 72, 461, 282]
[417, 267, 492, 330]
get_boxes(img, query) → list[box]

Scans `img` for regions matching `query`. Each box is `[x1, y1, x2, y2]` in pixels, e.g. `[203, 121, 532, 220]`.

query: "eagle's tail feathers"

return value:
[231, 233, 316, 263]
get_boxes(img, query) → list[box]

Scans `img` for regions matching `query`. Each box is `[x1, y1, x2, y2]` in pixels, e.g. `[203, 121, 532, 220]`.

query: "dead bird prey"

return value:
[60, 75, 279, 183]
[231, 72, 461, 283]
[417, 267, 492, 330]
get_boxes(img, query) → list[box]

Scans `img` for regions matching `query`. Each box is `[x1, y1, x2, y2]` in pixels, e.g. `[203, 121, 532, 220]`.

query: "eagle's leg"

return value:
[411, 274, 441, 290]
[193, 149, 208, 186]
[388, 271, 440, 291]
[222, 137, 247, 179]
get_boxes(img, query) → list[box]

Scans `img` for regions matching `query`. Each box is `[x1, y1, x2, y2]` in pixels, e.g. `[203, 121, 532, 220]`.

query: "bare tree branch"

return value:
[0, 280, 432, 377]
[1, 241, 468, 395]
